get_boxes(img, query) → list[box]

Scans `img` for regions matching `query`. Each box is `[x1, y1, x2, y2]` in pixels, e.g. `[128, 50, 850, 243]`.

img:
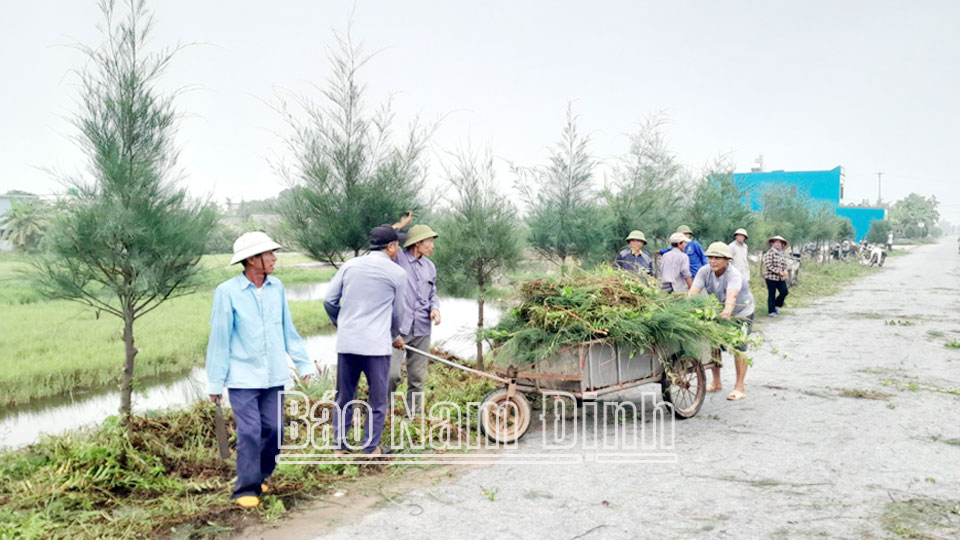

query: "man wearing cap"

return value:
[762, 235, 790, 317]
[728, 228, 751, 281]
[659, 232, 693, 293]
[676, 225, 708, 277]
[689, 242, 755, 401]
[615, 230, 654, 274]
[206, 232, 317, 509]
[389, 224, 441, 413]
[324, 225, 408, 456]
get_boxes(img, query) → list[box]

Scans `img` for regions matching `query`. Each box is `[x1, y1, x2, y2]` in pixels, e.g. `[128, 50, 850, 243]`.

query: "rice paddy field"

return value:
[0, 253, 334, 408]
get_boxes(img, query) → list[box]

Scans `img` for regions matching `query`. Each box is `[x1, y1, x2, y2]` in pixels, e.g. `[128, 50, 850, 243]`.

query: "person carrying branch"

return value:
[762, 235, 790, 317]
[206, 232, 317, 509]
[688, 242, 754, 401]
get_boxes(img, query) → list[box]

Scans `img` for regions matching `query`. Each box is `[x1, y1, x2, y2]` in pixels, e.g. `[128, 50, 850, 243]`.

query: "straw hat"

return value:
[403, 224, 439, 249]
[230, 232, 282, 265]
[734, 228, 749, 238]
[625, 230, 647, 243]
[767, 235, 789, 246]
[676, 225, 693, 234]
[704, 242, 734, 259]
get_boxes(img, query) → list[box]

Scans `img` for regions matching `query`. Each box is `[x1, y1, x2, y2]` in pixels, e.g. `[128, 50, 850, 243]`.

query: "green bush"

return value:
[866, 220, 893, 244]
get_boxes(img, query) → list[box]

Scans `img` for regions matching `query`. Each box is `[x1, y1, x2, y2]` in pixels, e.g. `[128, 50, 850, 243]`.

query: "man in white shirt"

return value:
[728, 228, 750, 281]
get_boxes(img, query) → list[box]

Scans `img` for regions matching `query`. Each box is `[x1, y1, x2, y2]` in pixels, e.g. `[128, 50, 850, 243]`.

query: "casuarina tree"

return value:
[514, 105, 607, 267]
[275, 32, 433, 266]
[686, 156, 753, 246]
[33, 0, 215, 419]
[432, 148, 523, 369]
[603, 114, 688, 251]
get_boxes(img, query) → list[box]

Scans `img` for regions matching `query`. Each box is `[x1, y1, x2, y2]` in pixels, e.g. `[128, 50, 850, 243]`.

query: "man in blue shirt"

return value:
[389, 224, 441, 414]
[677, 225, 708, 277]
[206, 232, 317, 509]
[324, 225, 408, 457]
[614, 230, 653, 274]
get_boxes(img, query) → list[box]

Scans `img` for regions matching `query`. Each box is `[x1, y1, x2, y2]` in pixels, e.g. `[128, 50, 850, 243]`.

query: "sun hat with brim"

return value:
[669, 232, 687, 245]
[625, 230, 647, 243]
[704, 242, 734, 259]
[676, 225, 693, 234]
[403, 224, 439, 249]
[230, 231, 282, 265]
[767, 235, 789, 246]
[734, 228, 749, 238]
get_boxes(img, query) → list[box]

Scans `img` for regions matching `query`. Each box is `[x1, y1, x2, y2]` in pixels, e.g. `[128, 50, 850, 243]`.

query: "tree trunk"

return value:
[476, 296, 484, 371]
[119, 309, 138, 421]
[476, 264, 485, 370]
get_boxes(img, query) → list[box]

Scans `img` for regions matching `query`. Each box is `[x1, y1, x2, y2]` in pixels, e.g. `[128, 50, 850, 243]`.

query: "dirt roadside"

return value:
[240, 240, 960, 540]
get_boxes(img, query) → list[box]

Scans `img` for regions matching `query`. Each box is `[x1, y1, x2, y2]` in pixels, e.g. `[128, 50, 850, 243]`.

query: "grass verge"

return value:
[0, 363, 493, 539]
[748, 258, 878, 314]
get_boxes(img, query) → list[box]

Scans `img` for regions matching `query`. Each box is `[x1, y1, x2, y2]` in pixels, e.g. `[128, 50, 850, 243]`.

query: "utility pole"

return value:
[875, 171, 884, 205]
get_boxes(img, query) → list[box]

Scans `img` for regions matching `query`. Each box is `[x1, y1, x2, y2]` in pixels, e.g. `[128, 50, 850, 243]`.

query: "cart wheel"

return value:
[479, 388, 532, 444]
[661, 357, 705, 419]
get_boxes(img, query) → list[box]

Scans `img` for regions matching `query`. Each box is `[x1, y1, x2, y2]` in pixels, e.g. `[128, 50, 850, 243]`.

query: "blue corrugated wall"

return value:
[733, 166, 885, 241]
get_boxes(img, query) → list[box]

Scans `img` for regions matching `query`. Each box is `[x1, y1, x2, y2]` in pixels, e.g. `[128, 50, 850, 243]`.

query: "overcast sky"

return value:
[2, 1, 958, 222]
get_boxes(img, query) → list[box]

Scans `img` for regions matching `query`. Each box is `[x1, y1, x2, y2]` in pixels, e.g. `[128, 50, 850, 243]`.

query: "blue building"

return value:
[733, 166, 885, 242]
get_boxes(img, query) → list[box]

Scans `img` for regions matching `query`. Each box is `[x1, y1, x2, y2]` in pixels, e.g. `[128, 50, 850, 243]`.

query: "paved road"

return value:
[264, 241, 960, 540]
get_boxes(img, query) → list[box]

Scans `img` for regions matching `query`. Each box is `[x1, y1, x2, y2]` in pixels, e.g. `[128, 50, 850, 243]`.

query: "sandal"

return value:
[364, 446, 394, 460]
[727, 390, 746, 401]
[706, 382, 723, 393]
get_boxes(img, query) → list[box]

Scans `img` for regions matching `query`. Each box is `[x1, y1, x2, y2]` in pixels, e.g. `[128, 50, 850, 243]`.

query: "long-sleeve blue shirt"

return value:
[685, 239, 708, 277]
[395, 249, 439, 337]
[205, 274, 315, 395]
[323, 251, 408, 356]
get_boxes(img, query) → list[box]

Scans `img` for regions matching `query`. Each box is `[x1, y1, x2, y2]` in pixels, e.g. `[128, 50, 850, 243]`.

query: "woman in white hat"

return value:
[206, 231, 316, 509]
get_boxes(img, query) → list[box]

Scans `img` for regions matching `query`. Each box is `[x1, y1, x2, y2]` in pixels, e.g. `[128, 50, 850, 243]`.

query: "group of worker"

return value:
[205, 219, 794, 508]
[204, 216, 443, 508]
[614, 225, 794, 401]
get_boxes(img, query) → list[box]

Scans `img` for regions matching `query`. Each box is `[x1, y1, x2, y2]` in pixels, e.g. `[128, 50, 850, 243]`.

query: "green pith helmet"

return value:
[403, 224, 439, 249]
[704, 242, 734, 259]
[625, 230, 647, 243]
[676, 224, 693, 234]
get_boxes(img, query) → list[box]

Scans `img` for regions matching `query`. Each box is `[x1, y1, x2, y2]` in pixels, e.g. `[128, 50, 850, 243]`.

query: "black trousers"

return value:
[765, 279, 789, 314]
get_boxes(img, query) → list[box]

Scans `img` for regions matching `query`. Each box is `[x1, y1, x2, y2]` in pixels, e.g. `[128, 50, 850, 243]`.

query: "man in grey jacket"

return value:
[324, 225, 408, 456]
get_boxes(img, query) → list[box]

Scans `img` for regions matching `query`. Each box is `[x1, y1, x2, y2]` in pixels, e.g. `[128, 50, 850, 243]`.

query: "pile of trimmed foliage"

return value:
[484, 266, 751, 366]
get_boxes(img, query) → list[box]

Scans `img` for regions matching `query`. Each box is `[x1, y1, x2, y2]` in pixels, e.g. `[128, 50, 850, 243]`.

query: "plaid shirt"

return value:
[762, 247, 787, 281]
